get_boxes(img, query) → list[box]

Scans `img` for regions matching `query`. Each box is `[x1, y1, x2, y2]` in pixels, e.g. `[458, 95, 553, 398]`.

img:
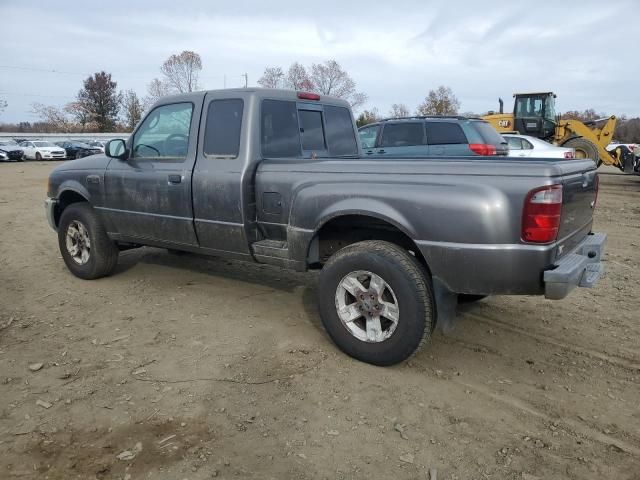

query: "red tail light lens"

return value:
[468, 143, 496, 156]
[297, 92, 320, 101]
[564, 151, 574, 159]
[522, 185, 563, 243]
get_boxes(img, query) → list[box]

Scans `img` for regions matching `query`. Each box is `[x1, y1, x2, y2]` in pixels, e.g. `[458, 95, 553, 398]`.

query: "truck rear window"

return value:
[261, 100, 302, 158]
[204, 99, 243, 157]
[299, 110, 326, 151]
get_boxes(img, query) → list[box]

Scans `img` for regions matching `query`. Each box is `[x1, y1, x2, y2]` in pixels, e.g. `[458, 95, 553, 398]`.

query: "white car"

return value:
[607, 142, 637, 156]
[19, 140, 67, 160]
[503, 134, 575, 159]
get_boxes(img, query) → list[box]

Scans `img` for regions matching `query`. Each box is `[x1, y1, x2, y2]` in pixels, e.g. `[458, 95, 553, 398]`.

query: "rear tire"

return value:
[318, 240, 434, 366]
[58, 203, 119, 280]
[562, 137, 599, 164]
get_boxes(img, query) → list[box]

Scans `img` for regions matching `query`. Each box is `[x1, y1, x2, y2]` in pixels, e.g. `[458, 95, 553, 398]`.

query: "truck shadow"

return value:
[115, 246, 328, 335]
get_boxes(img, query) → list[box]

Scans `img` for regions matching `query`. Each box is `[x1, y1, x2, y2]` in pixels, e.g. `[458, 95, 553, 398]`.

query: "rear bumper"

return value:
[45, 197, 58, 231]
[543, 232, 606, 299]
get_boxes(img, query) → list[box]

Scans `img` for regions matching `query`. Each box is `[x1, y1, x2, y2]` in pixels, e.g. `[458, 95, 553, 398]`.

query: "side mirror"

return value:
[105, 139, 128, 160]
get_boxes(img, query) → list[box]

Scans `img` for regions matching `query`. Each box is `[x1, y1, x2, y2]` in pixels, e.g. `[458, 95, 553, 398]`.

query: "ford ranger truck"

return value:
[45, 88, 606, 366]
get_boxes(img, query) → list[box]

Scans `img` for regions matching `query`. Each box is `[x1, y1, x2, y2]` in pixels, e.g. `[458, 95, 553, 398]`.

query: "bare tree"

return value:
[389, 103, 410, 118]
[121, 90, 143, 131]
[286, 62, 314, 91]
[0, 98, 7, 117]
[416, 86, 460, 116]
[561, 109, 606, 122]
[258, 67, 285, 89]
[145, 78, 171, 109]
[309, 60, 367, 109]
[64, 101, 94, 132]
[31, 103, 74, 132]
[160, 50, 202, 93]
[76, 71, 121, 131]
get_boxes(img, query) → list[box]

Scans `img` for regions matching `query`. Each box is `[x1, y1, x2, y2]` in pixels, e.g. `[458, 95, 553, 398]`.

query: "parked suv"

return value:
[358, 116, 508, 157]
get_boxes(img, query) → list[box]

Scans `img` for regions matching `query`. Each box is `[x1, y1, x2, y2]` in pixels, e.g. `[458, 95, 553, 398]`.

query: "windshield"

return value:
[543, 95, 556, 122]
[33, 141, 55, 147]
[515, 96, 544, 118]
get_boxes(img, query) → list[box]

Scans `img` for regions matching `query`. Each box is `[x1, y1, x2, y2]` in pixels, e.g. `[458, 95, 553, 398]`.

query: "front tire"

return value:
[318, 240, 434, 366]
[35, 152, 42, 161]
[58, 203, 119, 280]
[562, 137, 599, 164]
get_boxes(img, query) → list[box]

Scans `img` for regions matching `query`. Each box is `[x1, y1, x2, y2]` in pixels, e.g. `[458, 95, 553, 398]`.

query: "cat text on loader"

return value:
[483, 92, 637, 174]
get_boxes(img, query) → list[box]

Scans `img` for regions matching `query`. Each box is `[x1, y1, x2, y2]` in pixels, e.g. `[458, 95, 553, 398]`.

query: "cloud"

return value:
[0, 0, 638, 122]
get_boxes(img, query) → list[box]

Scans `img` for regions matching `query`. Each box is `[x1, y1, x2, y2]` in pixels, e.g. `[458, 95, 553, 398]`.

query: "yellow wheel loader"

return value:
[483, 92, 637, 173]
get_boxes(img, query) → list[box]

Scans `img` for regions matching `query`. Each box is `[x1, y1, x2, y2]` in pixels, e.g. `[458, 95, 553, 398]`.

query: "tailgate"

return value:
[556, 160, 598, 254]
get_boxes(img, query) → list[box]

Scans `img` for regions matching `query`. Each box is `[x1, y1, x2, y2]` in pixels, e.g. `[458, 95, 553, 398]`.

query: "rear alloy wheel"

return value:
[562, 138, 599, 165]
[318, 240, 434, 366]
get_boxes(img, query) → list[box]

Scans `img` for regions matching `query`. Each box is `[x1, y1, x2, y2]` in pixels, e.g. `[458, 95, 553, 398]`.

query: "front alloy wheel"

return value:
[65, 220, 91, 265]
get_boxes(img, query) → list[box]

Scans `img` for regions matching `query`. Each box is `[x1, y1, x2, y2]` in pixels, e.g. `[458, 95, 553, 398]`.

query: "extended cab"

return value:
[45, 88, 606, 366]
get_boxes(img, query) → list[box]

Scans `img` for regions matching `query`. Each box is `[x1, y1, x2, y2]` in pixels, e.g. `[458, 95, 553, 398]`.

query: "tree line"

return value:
[0, 50, 203, 134]
[1, 55, 639, 143]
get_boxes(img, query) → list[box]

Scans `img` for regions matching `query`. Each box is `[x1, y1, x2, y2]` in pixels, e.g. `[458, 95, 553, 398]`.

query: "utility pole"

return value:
[242, 73, 248, 88]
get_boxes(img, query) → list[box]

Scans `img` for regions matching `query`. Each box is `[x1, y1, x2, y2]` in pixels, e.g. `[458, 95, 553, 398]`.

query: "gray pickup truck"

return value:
[45, 88, 606, 366]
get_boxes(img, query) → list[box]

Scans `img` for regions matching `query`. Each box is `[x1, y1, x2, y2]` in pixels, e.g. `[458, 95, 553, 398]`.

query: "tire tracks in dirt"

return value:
[461, 311, 640, 372]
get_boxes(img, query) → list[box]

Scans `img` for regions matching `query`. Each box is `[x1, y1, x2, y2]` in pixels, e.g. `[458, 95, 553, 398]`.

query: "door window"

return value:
[380, 123, 424, 147]
[132, 102, 193, 160]
[521, 139, 534, 150]
[358, 125, 379, 149]
[425, 122, 467, 145]
[203, 99, 244, 158]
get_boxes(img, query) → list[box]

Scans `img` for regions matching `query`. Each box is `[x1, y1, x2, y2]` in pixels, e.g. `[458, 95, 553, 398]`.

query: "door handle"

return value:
[377, 149, 386, 154]
[365, 150, 374, 155]
[168, 174, 182, 184]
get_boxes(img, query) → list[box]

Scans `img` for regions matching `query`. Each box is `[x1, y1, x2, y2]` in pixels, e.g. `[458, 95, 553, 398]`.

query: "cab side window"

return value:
[132, 102, 193, 160]
[203, 99, 244, 158]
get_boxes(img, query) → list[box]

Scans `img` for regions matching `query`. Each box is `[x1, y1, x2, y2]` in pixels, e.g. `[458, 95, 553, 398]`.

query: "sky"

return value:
[1, 0, 639, 123]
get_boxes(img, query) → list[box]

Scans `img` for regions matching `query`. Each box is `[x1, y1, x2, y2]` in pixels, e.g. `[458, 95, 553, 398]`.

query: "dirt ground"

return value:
[0, 161, 638, 480]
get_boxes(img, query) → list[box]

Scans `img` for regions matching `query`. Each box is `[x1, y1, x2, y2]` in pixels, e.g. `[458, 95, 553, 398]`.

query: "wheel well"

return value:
[55, 190, 88, 227]
[307, 215, 427, 270]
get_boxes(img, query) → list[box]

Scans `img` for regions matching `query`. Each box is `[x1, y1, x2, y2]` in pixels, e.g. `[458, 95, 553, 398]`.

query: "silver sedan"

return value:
[503, 134, 575, 159]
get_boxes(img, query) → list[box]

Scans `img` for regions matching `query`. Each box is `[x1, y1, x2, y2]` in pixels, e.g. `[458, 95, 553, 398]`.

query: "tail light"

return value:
[297, 92, 320, 101]
[468, 143, 496, 156]
[522, 184, 563, 243]
[564, 150, 574, 159]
